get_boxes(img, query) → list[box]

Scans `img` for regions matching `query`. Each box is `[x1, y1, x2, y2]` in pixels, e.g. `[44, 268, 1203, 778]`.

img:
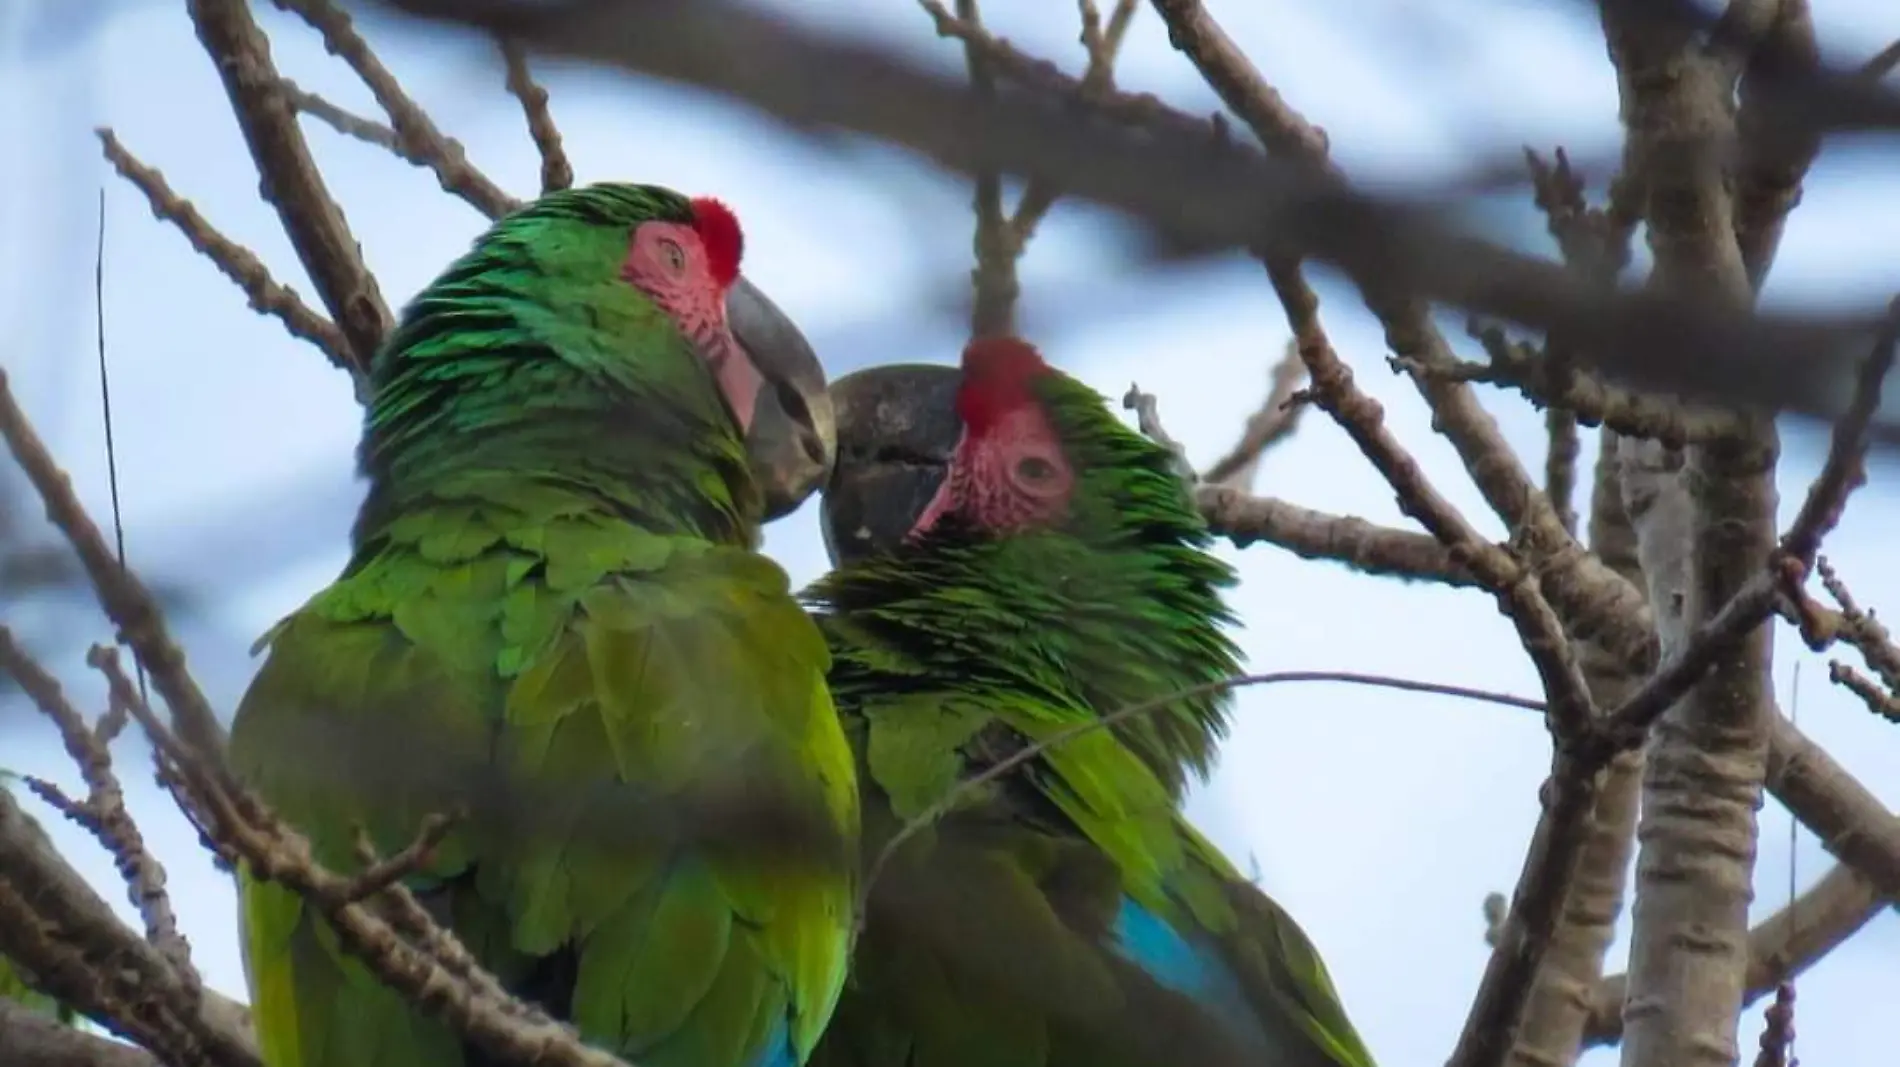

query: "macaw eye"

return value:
[1016, 456, 1057, 484]
[658, 238, 687, 274]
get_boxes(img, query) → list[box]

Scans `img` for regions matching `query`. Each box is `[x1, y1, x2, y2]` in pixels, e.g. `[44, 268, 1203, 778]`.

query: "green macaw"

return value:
[0, 954, 72, 1024]
[802, 337, 1377, 1067]
[0, 778, 76, 1025]
[0, 783, 73, 1028]
[227, 183, 859, 1067]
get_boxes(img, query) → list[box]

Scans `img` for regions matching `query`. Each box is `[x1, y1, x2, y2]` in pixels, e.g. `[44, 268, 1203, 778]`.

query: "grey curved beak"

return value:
[727, 275, 836, 521]
[819, 362, 964, 566]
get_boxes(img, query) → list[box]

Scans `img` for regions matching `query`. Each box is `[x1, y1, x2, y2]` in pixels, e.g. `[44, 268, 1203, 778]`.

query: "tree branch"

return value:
[275, 0, 519, 220]
[0, 998, 160, 1067]
[97, 129, 352, 375]
[280, 79, 401, 152]
[0, 371, 229, 760]
[0, 788, 257, 1066]
[0, 629, 193, 984]
[1502, 431, 1649, 1067]
[369, 0, 1900, 449]
[1606, 5, 1779, 1061]
[1195, 486, 1477, 587]
[1582, 861, 1890, 1046]
[498, 38, 573, 194]
[186, 0, 393, 390]
[1202, 340, 1308, 489]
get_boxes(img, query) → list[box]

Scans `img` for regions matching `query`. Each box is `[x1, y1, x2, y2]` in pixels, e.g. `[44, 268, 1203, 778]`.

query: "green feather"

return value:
[803, 363, 1374, 1067]
[230, 182, 857, 1067]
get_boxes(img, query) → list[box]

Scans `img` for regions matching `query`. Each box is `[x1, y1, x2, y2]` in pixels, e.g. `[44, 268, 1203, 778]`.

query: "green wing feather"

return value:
[233, 504, 855, 1067]
[809, 658, 1373, 1067]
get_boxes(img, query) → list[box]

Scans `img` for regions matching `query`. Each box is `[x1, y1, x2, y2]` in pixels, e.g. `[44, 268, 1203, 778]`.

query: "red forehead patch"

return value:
[689, 197, 743, 289]
[957, 336, 1052, 433]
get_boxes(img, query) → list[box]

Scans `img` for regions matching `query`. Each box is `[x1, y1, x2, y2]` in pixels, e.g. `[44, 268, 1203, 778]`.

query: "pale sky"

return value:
[3, 1, 1899, 1064]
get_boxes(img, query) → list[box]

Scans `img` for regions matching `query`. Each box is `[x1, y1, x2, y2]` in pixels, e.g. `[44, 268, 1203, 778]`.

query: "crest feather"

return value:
[957, 336, 1051, 433]
[689, 196, 744, 288]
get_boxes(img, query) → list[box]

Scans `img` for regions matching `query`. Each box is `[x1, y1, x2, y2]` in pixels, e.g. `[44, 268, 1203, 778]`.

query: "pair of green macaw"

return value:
[226, 182, 1377, 1067]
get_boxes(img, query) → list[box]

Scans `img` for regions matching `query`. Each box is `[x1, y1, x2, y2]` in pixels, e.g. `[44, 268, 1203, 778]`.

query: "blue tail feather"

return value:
[747, 1013, 799, 1067]
[1110, 895, 1267, 1051]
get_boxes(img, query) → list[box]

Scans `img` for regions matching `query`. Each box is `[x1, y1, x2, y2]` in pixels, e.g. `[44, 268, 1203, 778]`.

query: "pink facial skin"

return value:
[619, 207, 763, 434]
[909, 338, 1076, 540]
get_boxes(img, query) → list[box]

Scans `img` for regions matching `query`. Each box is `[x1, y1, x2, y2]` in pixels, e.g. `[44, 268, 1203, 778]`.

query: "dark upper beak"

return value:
[819, 362, 965, 567]
[727, 275, 836, 521]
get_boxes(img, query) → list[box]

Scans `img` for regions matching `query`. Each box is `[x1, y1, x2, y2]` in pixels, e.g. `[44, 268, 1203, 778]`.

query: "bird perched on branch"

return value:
[803, 336, 1377, 1067]
[228, 182, 858, 1067]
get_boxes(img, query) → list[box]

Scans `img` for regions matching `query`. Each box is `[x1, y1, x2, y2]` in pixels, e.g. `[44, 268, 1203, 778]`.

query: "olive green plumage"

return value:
[804, 356, 1375, 1067]
[228, 183, 857, 1067]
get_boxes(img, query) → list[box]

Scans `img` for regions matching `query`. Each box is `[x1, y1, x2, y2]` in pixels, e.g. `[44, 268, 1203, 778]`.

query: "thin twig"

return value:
[1268, 258, 1598, 744]
[381, 0, 1900, 453]
[498, 38, 573, 193]
[1777, 295, 1900, 569]
[1452, 320, 1747, 447]
[280, 79, 401, 152]
[344, 818, 457, 902]
[186, 0, 392, 389]
[1194, 485, 1477, 587]
[274, 0, 519, 220]
[97, 129, 351, 372]
[1750, 983, 1796, 1067]
[1010, 0, 1141, 239]
[0, 628, 194, 984]
[0, 370, 229, 760]
[1121, 384, 1197, 482]
[859, 669, 1544, 928]
[1202, 340, 1309, 488]
[937, 0, 1017, 339]
[1828, 659, 1900, 723]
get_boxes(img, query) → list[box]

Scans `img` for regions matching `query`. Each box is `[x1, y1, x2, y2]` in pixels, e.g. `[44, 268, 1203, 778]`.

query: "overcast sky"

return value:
[4, 1, 1900, 1064]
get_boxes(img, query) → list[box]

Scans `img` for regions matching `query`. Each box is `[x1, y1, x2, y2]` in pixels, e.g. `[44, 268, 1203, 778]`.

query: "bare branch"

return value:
[1455, 319, 1748, 447]
[0, 370, 229, 759]
[97, 129, 351, 373]
[1734, 0, 1821, 289]
[0, 629, 192, 984]
[274, 0, 519, 220]
[186, 0, 393, 385]
[1777, 295, 1900, 569]
[0, 788, 257, 1066]
[1584, 862, 1889, 1046]
[1827, 659, 1900, 723]
[1009, 0, 1141, 240]
[1808, 559, 1900, 690]
[1769, 710, 1900, 902]
[932, 0, 1017, 339]
[1605, 5, 1779, 1061]
[369, 0, 1900, 448]
[1749, 984, 1795, 1067]
[498, 38, 573, 193]
[343, 818, 457, 903]
[1503, 432, 1649, 1067]
[1267, 262, 1597, 740]
[0, 998, 160, 1067]
[924, 0, 1141, 337]
[1202, 340, 1308, 488]
[1194, 485, 1476, 588]
[1543, 408, 1580, 539]
[1120, 384, 1196, 481]
[280, 78, 400, 152]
